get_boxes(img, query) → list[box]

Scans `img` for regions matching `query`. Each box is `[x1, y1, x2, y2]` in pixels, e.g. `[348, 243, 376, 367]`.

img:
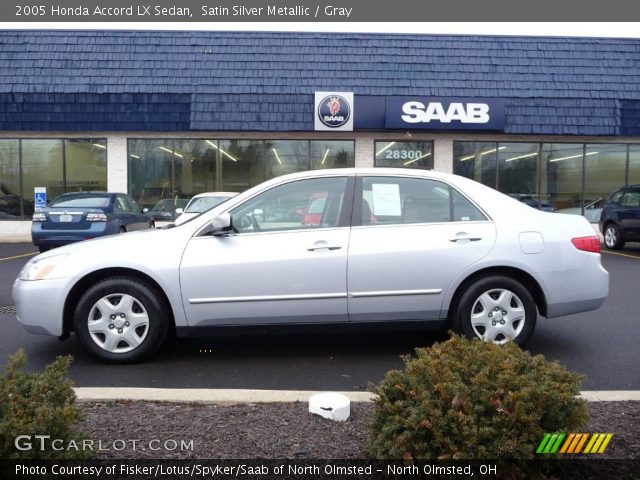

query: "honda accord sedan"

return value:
[13, 169, 609, 363]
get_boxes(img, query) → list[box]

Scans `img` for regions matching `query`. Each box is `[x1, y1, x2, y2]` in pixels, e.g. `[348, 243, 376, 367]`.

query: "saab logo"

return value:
[401, 101, 490, 124]
[536, 433, 613, 454]
[318, 95, 351, 128]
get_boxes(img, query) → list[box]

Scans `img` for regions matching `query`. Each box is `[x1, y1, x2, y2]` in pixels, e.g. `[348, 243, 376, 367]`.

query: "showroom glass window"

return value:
[22, 139, 65, 209]
[584, 144, 626, 219]
[629, 145, 640, 186]
[128, 139, 174, 209]
[64, 139, 107, 192]
[497, 143, 539, 199]
[311, 141, 354, 170]
[0, 139, 21, 219]
[540, 143, 584, 211]
[374, 141, 433, 169]
[265, 140, 310, 180]
[172, 139, 216, 198]
[453, 141, 497, 187]
[218, 139, 266, 192]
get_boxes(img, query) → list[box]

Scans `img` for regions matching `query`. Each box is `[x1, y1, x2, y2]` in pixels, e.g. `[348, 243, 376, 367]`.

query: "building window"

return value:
[311, 140, 354, 170]
[0, 138, 106, 220]
[64, 139, 107, 192]
[374, 141, 433, 169]
[219, 140, 265, 193]
[629, 145, 640, 186]
[453, 141, 498, 187]
[0, 139, 21, 220]
[454, 141, 638, 221]
[128, 139, 355, 208]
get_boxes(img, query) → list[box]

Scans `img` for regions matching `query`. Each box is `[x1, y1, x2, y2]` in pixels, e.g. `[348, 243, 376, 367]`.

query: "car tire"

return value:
[603, 223, 625, 250]
[149, 221, 155, 229]
[73, 277, 170, 363]
[452, 275, 537, 346]
[37, 246, 50, 253]
[118, 226, 126, 234]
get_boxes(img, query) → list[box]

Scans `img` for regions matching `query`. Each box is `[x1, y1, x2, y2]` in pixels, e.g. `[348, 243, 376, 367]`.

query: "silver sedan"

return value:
[13, 169, 609, 363]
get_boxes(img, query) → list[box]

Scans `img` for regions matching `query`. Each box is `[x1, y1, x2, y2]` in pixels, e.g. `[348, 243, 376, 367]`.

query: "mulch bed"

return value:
[79, 400, 639, 459]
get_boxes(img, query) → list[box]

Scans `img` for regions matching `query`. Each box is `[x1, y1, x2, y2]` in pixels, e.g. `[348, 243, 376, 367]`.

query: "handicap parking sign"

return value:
[34, 187, 47, 212]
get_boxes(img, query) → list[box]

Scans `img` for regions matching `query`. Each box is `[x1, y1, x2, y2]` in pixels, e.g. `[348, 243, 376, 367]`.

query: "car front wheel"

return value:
[603, 223, 624, 250]
[73, 277, 169, 363]
[452, 275, 537, 346]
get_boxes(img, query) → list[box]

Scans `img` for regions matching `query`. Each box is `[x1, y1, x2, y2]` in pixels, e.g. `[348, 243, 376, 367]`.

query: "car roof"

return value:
[190, 192, 238, 199]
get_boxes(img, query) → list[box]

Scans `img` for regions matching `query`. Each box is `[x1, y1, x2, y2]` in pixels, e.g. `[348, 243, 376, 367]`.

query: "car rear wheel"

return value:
[118, 226, 126, 234]
[73, 277, 169, 363]
[452, 275, 537, 346]
[37, 246, 50, 253]
[603, 223, 625, 250]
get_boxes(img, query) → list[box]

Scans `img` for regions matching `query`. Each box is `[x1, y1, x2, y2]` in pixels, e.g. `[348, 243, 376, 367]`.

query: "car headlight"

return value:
[19, 254, 69, 281]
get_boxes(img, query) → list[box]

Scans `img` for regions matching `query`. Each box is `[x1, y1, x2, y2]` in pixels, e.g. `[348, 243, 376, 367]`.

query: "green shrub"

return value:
[0, 349, 91, 459]
[368, 334, 587, 460]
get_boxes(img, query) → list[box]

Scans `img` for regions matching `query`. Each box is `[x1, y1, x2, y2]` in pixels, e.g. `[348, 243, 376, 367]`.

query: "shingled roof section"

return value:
[0, 30, 638, 134]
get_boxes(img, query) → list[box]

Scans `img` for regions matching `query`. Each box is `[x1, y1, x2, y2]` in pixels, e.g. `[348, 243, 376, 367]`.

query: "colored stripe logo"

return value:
[536, 433, 613, 454]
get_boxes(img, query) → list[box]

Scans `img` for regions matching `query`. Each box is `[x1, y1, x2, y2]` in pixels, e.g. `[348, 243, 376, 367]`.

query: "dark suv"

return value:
[599, 185, 640, 250]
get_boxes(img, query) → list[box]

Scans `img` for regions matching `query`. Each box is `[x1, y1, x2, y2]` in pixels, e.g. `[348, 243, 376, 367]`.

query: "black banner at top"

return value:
[2, 0, 640, 22]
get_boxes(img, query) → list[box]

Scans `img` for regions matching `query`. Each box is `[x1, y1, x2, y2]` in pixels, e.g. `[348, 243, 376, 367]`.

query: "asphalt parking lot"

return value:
[0, 242, 638, 391]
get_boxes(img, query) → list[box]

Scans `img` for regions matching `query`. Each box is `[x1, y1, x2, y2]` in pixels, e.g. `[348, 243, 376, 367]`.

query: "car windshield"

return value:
[49, 194, 110, 208]
[185, 196, 230, 213]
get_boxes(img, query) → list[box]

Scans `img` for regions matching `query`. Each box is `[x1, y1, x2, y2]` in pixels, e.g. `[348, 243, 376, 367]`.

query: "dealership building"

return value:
[1, 30, 639, 238]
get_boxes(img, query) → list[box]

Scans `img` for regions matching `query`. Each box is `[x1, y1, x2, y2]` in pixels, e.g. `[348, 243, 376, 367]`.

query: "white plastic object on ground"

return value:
[308, 392, 350, 422]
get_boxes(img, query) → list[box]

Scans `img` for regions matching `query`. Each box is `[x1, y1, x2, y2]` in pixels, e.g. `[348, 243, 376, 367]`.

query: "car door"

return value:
[127, 196, 151, 229]
[179, 175, 354, 327]
[347, 175, 496, 322]
[620, 189, 640, 237]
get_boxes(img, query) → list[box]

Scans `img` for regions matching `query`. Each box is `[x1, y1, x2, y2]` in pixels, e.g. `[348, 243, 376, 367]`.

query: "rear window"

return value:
[49, 194, 110, 208]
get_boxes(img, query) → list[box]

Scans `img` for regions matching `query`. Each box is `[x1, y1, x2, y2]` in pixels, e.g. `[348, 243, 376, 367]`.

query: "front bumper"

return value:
[12, 277, 70, 336]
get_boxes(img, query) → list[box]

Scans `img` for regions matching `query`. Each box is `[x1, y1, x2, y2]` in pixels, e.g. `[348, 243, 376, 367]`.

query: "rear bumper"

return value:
[535, 254, 609, 318]
[12, 277, 69, 336]
[31, 222, 116, 246]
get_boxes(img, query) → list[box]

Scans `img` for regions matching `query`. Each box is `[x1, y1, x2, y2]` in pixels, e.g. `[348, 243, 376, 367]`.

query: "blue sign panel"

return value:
[385, 97, 505, 130]
[34, 187, 47, 212]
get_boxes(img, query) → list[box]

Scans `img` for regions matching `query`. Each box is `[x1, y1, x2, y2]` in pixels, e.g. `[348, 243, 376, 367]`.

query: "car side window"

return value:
[622, 191, 640, 207]
[116, 195, 134, 212]
[229, 177, 348, 234]
[610, 191, 624, 204]
[361, 176, 486, 226]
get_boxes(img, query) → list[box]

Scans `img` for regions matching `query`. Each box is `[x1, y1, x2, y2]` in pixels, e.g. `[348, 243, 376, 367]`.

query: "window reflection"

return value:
[629, 145, 640, 186]
[310, 141, 354, 169]
[64, 139, 107, 192]
[374, 141, 433, 169]
[219, 140, 265, 192]
[453, 142, 498, 187]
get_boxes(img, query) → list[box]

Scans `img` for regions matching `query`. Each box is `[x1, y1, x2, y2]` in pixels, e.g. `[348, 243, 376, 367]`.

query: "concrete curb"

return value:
[74, 387, 640, 404]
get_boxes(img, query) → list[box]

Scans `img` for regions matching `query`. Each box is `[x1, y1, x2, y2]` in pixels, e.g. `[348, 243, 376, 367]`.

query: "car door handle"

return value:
[307, 242, 342, 251]
[449, 235, 482, 242]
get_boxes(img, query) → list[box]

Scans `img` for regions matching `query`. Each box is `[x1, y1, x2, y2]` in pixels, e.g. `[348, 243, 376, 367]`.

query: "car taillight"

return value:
[86, 213, 108, 222]
[31, 213, 46, 222]
[571, 236, 601, 253]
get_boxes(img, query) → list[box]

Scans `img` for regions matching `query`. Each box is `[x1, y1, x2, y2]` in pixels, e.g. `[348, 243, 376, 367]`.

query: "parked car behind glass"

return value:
[31, 192, 154, 253]
[15, 169, 608, 363]
[599, 185, 640, 249]
[174, 192, 238, 226]
[145, 197, 190, 223]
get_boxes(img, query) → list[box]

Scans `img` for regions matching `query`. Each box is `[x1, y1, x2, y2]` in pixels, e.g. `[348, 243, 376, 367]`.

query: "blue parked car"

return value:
[32, 192, 154, 253]
[599, 185, 640, 250]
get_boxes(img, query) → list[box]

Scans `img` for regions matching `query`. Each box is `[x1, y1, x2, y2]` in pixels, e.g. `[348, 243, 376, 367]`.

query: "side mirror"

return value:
[210, 213, 232, 236]
[175, 208, 184, 215]
[142, 207, 149, 213]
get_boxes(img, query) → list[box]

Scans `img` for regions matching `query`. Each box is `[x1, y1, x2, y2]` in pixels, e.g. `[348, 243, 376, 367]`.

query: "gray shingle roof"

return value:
[0, 30, 639, 134]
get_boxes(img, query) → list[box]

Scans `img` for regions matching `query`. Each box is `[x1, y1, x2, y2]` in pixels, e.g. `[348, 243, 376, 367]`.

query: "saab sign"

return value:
[385, 97, 504, 130]
[314, 92, 354, 131]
